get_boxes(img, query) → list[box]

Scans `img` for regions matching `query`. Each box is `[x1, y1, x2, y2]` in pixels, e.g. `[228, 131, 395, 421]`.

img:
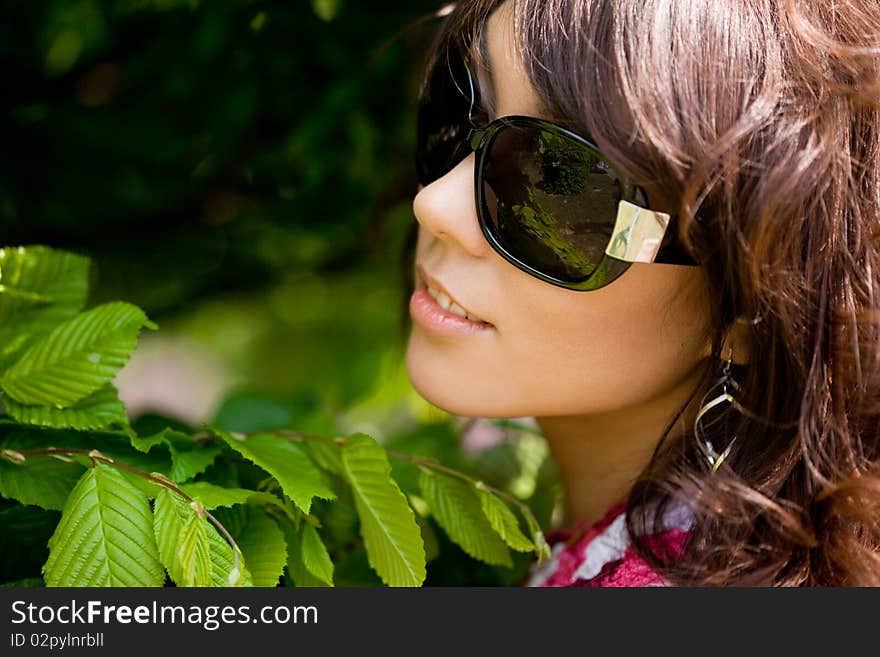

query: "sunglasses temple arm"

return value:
[605, 201, 698, 266]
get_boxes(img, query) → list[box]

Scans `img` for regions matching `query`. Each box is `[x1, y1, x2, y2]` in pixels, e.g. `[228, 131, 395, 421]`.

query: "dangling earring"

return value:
[694, 345, 742, 473]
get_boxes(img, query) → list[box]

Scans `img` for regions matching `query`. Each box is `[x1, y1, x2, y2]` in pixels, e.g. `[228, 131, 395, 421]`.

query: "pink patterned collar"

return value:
[524, 497, 694, 587]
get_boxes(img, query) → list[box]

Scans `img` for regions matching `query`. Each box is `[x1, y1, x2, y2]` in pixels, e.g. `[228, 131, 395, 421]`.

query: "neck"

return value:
[535, 369, 703, 529]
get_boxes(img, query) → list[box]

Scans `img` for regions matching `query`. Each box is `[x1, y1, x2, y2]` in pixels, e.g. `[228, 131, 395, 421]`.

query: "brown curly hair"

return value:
[402, 0, 880, 585]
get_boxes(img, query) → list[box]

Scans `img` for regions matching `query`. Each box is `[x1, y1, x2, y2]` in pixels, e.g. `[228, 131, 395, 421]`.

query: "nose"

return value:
[412, 153, 492, 258]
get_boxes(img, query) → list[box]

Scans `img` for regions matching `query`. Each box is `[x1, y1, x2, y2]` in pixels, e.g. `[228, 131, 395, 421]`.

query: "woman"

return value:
[401, 0, 880, 586]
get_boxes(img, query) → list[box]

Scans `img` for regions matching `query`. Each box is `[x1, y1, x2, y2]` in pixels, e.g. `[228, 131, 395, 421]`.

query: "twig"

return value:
[6, 447, 244, 581]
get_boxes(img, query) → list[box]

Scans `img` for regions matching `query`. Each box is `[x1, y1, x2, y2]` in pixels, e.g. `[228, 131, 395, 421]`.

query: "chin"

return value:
[406, 343, 521, 418]
[405, 335, 498, 418]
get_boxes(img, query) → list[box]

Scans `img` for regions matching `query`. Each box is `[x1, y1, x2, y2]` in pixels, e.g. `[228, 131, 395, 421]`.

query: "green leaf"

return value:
[128, 428, 220, 483]
[0, 446, 85, 511]
[207, 529, 250, 587]
[153, 488, 252, 587]
[168, 443, 222, 483]
[3, 383, 128, 431]
[177, 501, 212, 587]
[304, 439, 343, 476]
[476, 486, 534, 552]
[415, 513, 440, 563]
[211, 389, 301, 433]
[523, 506, 552, 563]
[341, 433, 425, 587]
[212, 428, 335, 514]
[179, 481, 278, 510]
[1, 301, 157, 407]
[285, 525, 325, 587]
[419, 470, 512, 567]
[0, 245, 90, 372]
[130, 427, 179, 453]
[232, 507, 286, 587]
[299, 522, 334, 586]
[43, 463, 165, 586]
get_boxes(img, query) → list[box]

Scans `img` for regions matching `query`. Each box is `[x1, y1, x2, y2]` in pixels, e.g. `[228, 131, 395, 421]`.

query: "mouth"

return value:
[415, 264, 492, 326]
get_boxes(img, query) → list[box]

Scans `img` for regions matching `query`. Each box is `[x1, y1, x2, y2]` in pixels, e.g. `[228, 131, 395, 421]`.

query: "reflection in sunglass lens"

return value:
[482, 124, 627, 283]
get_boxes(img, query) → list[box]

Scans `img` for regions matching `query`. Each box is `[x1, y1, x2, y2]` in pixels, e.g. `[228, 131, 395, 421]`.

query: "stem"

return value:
[9, 447, 244, 578]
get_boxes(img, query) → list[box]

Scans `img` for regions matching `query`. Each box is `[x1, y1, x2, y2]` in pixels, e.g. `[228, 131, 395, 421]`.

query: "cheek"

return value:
[499, 266, 712, 414]
[404, 258, 711, 418]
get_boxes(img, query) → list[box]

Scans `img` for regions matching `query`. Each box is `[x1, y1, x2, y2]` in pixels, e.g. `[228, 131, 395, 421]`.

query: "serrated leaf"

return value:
[43, 463, 164, 586]
[523, 506, 552, 563]
[233, 508, 286, 586]
[0, 448, 85, 511]
[1, 301, 157, 407]
[179, 481, 278, 510]
[168, 443, 221, 483]
[127, 427, 219, 483]
[178, 501, 212, 587]
[213, 428, 335, 514]
[299, 522, 334, 585]
[153, 488, 253, 587]
[341, 433, 425, 587]
[419, 470, 512, 567]
[208, 530, 250, 587]
[3, 383, 128, 430]
[477, 487, 534, 552]
[415, 513, 440, 563]
[285, 525, 325, 587]
[304, 439, 343, 476]
[0, 245, 90, 372]
[130, 428, 178, 453]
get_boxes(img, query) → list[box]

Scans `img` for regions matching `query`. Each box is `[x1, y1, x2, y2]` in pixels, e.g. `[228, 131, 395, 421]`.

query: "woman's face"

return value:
[405, 2, 713, 419]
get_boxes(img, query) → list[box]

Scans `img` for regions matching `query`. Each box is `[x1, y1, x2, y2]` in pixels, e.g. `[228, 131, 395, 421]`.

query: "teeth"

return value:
[426, 285, 478, 321]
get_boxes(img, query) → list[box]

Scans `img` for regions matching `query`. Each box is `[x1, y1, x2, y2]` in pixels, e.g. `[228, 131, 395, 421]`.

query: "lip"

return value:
[410, 264, 494, 337]
[415, 264, 488, 320]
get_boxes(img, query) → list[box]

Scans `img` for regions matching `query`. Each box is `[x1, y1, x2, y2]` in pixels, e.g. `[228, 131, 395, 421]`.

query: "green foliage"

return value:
[476, 484, 535, 553]
[177, 501, 213, 587]
[154, 488, 251, 587]
[299, 522, 335, 586]
[0, 246, 90, 372]
[0, 245, 557, 587]
[342, 433, 426, 587]
[213, 429, 335, 514]
[285, 523, 327, 587]
[221, 506, 287, 587]
[0, 433, 86, 510]
[3, 383, 128, 431]
[44, 463, 165, 586]
[1, 301, 156, 408]
[419, 470, 512, 568]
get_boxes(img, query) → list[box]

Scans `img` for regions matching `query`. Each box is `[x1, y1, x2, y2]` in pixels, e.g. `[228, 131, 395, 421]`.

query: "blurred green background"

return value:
[0, 0, 445, 428]
[0, 0, 561, 584]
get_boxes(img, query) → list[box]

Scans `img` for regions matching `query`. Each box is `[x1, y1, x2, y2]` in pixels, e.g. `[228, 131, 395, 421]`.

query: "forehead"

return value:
[481, 2, 548, 118]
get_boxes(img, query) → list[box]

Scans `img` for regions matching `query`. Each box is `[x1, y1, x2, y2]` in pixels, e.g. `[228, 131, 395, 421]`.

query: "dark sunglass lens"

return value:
[482, 123, 629, 283]
[416, 47, 474, 186]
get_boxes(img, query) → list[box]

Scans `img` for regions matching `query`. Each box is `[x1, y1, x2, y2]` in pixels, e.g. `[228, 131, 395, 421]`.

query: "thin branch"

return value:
[7, 447, 244, 579]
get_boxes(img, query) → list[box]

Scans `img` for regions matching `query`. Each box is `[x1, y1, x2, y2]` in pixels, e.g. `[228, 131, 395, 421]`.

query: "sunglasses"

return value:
[415, 42, 699, 291]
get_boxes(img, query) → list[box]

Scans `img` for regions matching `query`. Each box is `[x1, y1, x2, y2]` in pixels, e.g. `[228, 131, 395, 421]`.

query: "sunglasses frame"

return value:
[418, 47, 699, 291]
